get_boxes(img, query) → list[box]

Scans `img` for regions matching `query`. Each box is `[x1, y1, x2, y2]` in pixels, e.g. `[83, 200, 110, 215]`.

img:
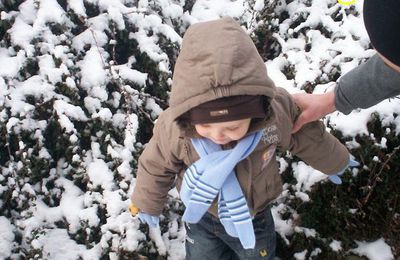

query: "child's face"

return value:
[194, 118, 252, 145]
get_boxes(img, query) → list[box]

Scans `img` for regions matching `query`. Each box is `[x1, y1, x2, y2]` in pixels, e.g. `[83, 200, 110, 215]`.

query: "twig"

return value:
[89, 28, 107, 68]
[362, 146, 400, 205]
[122, 9, 150, 16]
[88, 24, 156, 126]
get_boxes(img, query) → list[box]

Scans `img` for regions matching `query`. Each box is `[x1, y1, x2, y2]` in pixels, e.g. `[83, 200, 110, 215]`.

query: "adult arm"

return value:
[335, 54, 400, 114]
[292, 54, 400, 132]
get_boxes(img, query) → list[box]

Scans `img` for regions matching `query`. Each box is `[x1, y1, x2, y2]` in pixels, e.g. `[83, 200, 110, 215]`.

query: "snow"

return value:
[149, 227, 167, 256]
[87, 159, 115, 189]
[124, 113, 139, 151]
[78, 46, 109, 99]
[34, 0, 68, 29]
[351, 238, 394, 260]
[295, 226, 317, 238]
[18, 0, 37, 24]
[94, 108, 113, 121]
[292, 162, 328, 192]
[0, 0, 397, 258]
[103, 190, 127, 216]
[294, 250, 307, 260]
[0, 49, 26, 78]
[84, 96, 102, 114]
[330, 240, 342, 252]
[38, 54, 64, 84]
[254, 0, 265, 12]
[58, 178, 86, 233]
[8, 17, 36, 49]
[271, 203, 294, 245]
[36, 229, 87, 260]
[131, 29, 169, 62]
[68, 0, 87, 18]
[146, 98, 163, 118]
[54, 100, 88, 121]
[7, 76, 55, 116]
[117, 65, 148, 86]
[328, 95, 400, 137]
[190, 0, 247, 22]
[0, 217, 14, 259]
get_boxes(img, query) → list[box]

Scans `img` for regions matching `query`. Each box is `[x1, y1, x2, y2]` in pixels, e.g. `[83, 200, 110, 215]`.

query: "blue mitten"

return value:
[138, 212, 160, 228]
[329, 156, 360, 184]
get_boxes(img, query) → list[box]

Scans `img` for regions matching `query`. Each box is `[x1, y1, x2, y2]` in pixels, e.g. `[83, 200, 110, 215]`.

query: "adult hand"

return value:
[291, 91, 337, 133]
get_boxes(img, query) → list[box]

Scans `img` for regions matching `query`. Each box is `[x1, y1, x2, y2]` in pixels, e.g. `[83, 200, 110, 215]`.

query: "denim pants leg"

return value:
[185, 206, 276, 260]
[185, 213, 235, 260]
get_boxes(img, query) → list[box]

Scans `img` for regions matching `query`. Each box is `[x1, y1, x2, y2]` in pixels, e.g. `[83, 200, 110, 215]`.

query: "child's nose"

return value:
[214, 131, 225, 139]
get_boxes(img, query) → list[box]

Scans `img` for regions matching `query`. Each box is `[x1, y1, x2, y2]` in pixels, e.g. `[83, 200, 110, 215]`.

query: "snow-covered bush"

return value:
[1, 0, 185, 258]
[0, 0, 398, 259]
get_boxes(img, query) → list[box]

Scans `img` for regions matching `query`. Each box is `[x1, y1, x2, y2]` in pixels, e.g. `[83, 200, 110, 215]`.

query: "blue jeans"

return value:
[185, 206, 276, 260]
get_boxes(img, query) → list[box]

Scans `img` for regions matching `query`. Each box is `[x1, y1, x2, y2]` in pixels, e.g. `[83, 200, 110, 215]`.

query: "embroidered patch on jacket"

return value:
[261, 145, 276, 170]
[262, 124, 279, 145]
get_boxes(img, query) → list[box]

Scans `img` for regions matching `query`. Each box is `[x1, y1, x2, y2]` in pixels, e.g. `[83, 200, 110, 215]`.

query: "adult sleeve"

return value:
[335, 54, 400, 114]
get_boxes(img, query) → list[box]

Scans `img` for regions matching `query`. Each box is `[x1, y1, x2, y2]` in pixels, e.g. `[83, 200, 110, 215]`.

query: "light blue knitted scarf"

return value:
[180, 131, 263, 249]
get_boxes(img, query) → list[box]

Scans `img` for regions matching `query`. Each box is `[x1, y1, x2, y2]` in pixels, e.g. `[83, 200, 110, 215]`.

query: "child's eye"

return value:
[227, 127, 239, 131]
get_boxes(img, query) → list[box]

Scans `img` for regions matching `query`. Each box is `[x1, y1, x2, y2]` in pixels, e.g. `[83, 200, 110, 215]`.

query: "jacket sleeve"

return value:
[288, 120, 349, 175]
[335, 54, 400, 115]
[276, 88, 350, 175]
[130, 113, 184, 216]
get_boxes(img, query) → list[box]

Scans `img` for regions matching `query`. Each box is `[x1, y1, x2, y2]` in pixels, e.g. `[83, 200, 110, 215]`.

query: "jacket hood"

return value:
[167, 17, 276, 122]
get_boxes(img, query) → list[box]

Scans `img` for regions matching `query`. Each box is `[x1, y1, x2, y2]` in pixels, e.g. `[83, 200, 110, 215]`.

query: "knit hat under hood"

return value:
[363, 0, 400, 66]
[167, 17, 276, 122]
[189, 95, 268, 124]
